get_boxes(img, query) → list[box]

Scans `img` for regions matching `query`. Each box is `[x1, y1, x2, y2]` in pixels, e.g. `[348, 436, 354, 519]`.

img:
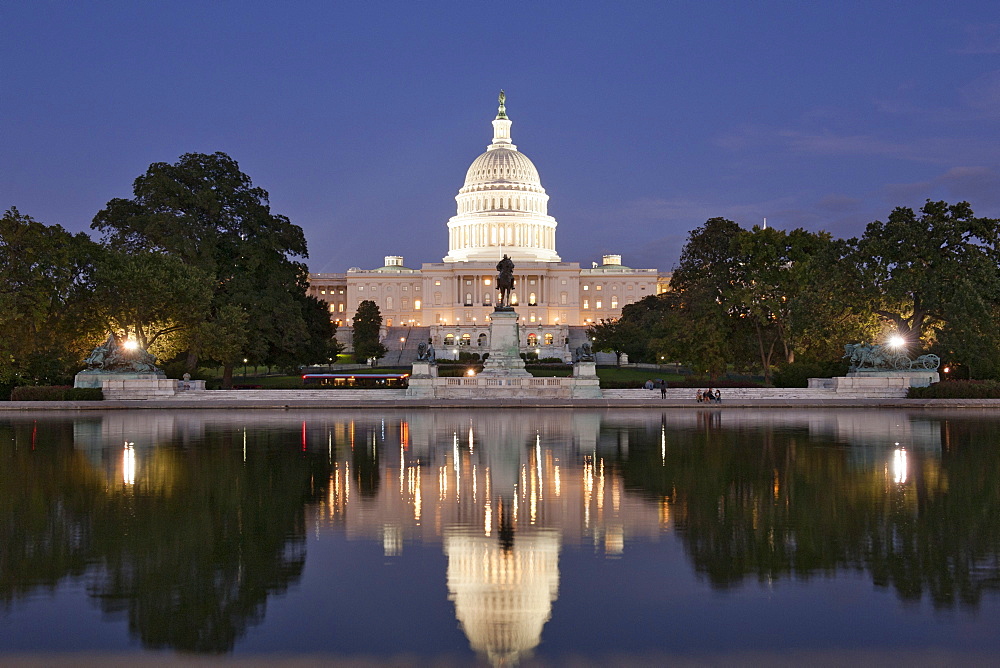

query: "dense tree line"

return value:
[1, 153, 336, 391]
[590, 201, 1000, 382]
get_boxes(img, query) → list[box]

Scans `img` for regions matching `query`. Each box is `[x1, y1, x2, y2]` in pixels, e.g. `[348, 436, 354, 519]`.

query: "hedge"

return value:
[10, 386, 104, 401]
[907, 380, 1000, 399]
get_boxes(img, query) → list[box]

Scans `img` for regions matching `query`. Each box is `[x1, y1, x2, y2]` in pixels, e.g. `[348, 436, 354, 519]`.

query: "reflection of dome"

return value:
[445, 529, 560, 666]
[444, 93, 560, 263]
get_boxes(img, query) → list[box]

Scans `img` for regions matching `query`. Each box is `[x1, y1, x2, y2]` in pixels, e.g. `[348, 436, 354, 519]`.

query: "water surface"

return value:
[2, 408, 999, 664]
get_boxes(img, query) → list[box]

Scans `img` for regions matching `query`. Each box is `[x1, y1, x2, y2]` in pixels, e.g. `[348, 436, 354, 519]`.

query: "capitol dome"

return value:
[443, 92, 560, 263]
[464, 148, 541, 188]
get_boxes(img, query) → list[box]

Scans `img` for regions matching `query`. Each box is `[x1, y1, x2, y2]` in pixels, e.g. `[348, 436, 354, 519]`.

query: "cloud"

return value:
[961, 70, 1000, 115]
[716, 124, 1000, 165]
[817, 194, 862, 213]
[884, 166, 1000, 212]
[955, 23, 1000, 55]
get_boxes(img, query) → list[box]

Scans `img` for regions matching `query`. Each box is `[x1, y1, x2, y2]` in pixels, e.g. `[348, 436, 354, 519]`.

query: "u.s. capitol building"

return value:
[308, 93, 668, 359]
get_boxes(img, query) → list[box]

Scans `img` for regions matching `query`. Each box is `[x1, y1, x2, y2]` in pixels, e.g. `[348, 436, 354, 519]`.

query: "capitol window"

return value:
[544, 333, 553, 345]
[611, 296, 618, 308]
[595, 300, 602, 309]
[583, 285, 589, 291]
[358, 286, 364, 291]
[338, 304, 344, 312]
[414, 300, 421, 310]
[595, 285, 602, 291]
[583, 299, 589, 309]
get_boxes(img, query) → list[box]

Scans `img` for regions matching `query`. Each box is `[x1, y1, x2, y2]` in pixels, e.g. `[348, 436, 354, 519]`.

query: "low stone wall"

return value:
[101, 377, 177, 400]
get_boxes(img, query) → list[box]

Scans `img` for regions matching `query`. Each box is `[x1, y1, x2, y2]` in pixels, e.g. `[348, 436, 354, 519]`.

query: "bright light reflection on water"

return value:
[2, 408, 1000, 665]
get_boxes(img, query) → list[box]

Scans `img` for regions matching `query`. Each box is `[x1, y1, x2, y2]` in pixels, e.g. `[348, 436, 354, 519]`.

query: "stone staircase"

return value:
[382, 326, 430, 366]
[171, 389, 409, 401]
[602, 386, 908, 400]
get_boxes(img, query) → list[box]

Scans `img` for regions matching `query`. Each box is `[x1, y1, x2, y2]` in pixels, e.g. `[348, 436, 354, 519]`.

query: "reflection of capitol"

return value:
[55, 407, 954, 662]
[313, 411, 668, 665]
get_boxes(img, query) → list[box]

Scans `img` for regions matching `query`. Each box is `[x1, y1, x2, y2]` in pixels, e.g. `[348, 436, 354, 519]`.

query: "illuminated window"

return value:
[595, 285, 602, 291]
[583, 285, 589, 291]
[358, 286, 364, 291]
[414, 300, 421, 310]
[445, 334, 455, 346]
[386, 296, 393, 310]
[595, 300, 602, 309]
[527, 333, 538, 346]
[611, 296, 618, 308]
[338, 303, 344, 312]
[583, 299, 589, 309]
[529, 292, 537, 305]
[530, 312, 536, 322]
[560, 292, 567, 304]
[544, 333, 554, 345]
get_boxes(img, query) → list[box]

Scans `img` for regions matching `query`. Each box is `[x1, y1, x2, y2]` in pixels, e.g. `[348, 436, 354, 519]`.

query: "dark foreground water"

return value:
[2, 408, 1000, 665]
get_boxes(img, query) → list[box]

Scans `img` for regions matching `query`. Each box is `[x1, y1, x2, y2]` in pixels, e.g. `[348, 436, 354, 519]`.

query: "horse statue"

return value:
[844, 343, 940, 372]
[496, 254, 515, 308]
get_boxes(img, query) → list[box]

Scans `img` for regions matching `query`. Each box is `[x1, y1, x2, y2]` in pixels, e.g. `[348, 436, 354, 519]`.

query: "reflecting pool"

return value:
[2, 408, 1000, 664]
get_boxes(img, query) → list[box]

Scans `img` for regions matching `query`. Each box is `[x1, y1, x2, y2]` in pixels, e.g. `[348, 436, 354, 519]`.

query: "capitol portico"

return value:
[308, 93, 668, 358]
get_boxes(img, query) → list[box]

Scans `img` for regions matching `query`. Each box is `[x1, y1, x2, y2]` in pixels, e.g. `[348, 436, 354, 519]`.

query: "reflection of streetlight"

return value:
[243, 358, 248, 379]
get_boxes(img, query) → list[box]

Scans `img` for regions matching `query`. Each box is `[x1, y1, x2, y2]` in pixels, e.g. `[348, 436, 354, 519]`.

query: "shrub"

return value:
[10, 385, 103, 401]
[773, 360, 849, 388]
[908, 380, 1000, 399]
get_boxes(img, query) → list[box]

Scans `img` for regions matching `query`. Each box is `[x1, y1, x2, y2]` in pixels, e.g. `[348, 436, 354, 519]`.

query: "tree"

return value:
[848, 200, 1000, 347]
[92, 152, 327, 387]
[352, 300, 386, 364]
[0, 207, 100, 389]
[89, 248, 213, 360]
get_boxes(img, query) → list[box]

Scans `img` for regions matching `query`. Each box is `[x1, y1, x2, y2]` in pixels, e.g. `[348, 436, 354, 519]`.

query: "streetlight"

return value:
[888, 334, 906, 349]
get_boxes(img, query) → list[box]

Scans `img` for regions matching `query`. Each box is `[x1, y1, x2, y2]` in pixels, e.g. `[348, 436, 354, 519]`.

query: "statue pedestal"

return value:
[74, 370, 166, 389]
[406, 361, 438, 397]
[480, 309, 530, 377]
[571, 361, 602, 398]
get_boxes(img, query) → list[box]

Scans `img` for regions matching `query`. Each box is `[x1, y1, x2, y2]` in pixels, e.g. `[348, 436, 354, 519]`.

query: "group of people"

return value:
[696, 388, 722, 403]
[643, 379, 668, 398]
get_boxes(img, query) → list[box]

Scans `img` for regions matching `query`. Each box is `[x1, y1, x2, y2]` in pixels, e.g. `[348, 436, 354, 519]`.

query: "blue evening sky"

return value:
[3, 1, 999, 273]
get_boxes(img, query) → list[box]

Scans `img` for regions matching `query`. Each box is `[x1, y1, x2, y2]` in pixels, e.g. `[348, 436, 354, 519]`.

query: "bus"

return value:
[301, 373, 409, 388]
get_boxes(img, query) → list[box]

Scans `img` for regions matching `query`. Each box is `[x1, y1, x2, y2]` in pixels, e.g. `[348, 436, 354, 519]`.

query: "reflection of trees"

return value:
[615, 418, 1000, 609]
[0, 419, 330, 651]
[0, 419, 104, 605]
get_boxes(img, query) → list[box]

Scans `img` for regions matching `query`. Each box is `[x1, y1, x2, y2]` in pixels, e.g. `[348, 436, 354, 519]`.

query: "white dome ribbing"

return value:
[444, 91, 560, 263]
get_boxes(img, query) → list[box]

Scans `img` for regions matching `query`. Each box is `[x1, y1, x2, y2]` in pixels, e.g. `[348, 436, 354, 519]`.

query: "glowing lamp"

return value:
[122, 339, 139, 351]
